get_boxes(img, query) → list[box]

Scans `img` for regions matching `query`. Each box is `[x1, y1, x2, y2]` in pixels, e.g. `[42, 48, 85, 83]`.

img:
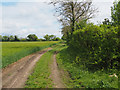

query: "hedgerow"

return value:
[69, 24, 120, 70]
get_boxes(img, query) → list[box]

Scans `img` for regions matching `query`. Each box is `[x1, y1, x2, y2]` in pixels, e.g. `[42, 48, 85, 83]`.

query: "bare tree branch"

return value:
[50, 0, 97, 36]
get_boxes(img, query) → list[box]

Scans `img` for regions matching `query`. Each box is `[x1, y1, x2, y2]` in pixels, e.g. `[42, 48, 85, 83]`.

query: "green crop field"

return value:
[1, 41, 58, 68]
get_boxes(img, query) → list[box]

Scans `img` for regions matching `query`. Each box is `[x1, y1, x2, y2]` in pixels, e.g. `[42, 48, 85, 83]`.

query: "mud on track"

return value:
[50, 53, 65, 88]
[2, 48, 52, 88]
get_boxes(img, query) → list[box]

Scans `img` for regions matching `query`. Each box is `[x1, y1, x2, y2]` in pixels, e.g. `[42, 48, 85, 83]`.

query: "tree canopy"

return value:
[44, 34, 60, 41]
[27, 34, 38, 41]
[111, 0, 120, 26]
[50, 0, 96, 35]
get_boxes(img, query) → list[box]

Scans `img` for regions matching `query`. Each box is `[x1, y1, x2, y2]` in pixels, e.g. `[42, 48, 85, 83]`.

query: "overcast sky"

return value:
[0, 0, 115, 38]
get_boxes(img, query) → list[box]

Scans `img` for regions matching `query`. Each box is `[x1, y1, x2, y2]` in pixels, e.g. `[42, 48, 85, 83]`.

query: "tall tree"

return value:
[2, 36, 9, 41]
[14, 35, 20, 41]
[50, 0, 96, 35]
[111, 1, 120, 26]
[0, 35, 2, 41]
[44, 34, 50, 41]
[49, 35, 56, 40]
[27, 34, 38, 41]
[111, 1, 120, 70]
[9, 35, 14, 41]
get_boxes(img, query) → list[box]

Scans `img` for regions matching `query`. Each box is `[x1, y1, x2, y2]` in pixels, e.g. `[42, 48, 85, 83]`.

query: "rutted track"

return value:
[2, 48, 52, 88]
[50, 52, 65, 88]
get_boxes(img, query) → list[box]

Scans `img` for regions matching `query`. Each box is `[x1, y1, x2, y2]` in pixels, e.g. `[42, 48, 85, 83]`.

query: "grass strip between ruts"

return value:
[25, 44, 65, 88]
[25, 49, 54, 88]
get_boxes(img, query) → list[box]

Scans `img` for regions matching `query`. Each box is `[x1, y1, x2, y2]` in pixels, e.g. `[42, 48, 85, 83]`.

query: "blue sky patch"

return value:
[1, 2, 18, 6]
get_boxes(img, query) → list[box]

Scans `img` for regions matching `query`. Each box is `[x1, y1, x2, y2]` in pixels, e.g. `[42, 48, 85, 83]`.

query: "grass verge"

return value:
[56, 47, 118, 88]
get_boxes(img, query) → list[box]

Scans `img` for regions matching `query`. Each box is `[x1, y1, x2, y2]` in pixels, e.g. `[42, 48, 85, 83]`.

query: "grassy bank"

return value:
[56, 46, 118, 88]
[24, 43, 119, 88]
[2, 41, 58, 68]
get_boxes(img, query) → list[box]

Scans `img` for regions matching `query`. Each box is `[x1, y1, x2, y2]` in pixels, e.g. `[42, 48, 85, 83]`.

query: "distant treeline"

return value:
[0, 34, 61, 42]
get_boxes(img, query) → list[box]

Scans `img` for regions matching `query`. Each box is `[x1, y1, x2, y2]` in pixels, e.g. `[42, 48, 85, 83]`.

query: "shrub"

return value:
[69, 24, 119, 70]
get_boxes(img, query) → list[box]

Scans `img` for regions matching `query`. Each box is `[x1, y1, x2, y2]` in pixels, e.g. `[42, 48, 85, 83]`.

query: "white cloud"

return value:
[1, 2, 62, 38]
[1, 0, 115, 3]
[90, 1, 113, 24]
[93, 0, 115, 2]
[0, 0, 115, 38]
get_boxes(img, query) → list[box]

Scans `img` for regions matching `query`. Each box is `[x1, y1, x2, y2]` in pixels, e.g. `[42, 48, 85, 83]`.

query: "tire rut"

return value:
[2, 48, 52, 88]
[50, 53, 65, 88]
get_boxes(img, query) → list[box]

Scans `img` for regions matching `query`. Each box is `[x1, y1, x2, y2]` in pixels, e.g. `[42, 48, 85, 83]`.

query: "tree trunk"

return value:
[71, 2, 75, 35]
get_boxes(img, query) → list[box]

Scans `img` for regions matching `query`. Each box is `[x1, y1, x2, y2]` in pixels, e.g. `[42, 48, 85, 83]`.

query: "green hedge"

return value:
[69, 24, 120, 70]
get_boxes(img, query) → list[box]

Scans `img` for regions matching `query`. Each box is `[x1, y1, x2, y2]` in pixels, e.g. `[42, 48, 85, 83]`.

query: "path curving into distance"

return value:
[2, 48, 52, 88]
